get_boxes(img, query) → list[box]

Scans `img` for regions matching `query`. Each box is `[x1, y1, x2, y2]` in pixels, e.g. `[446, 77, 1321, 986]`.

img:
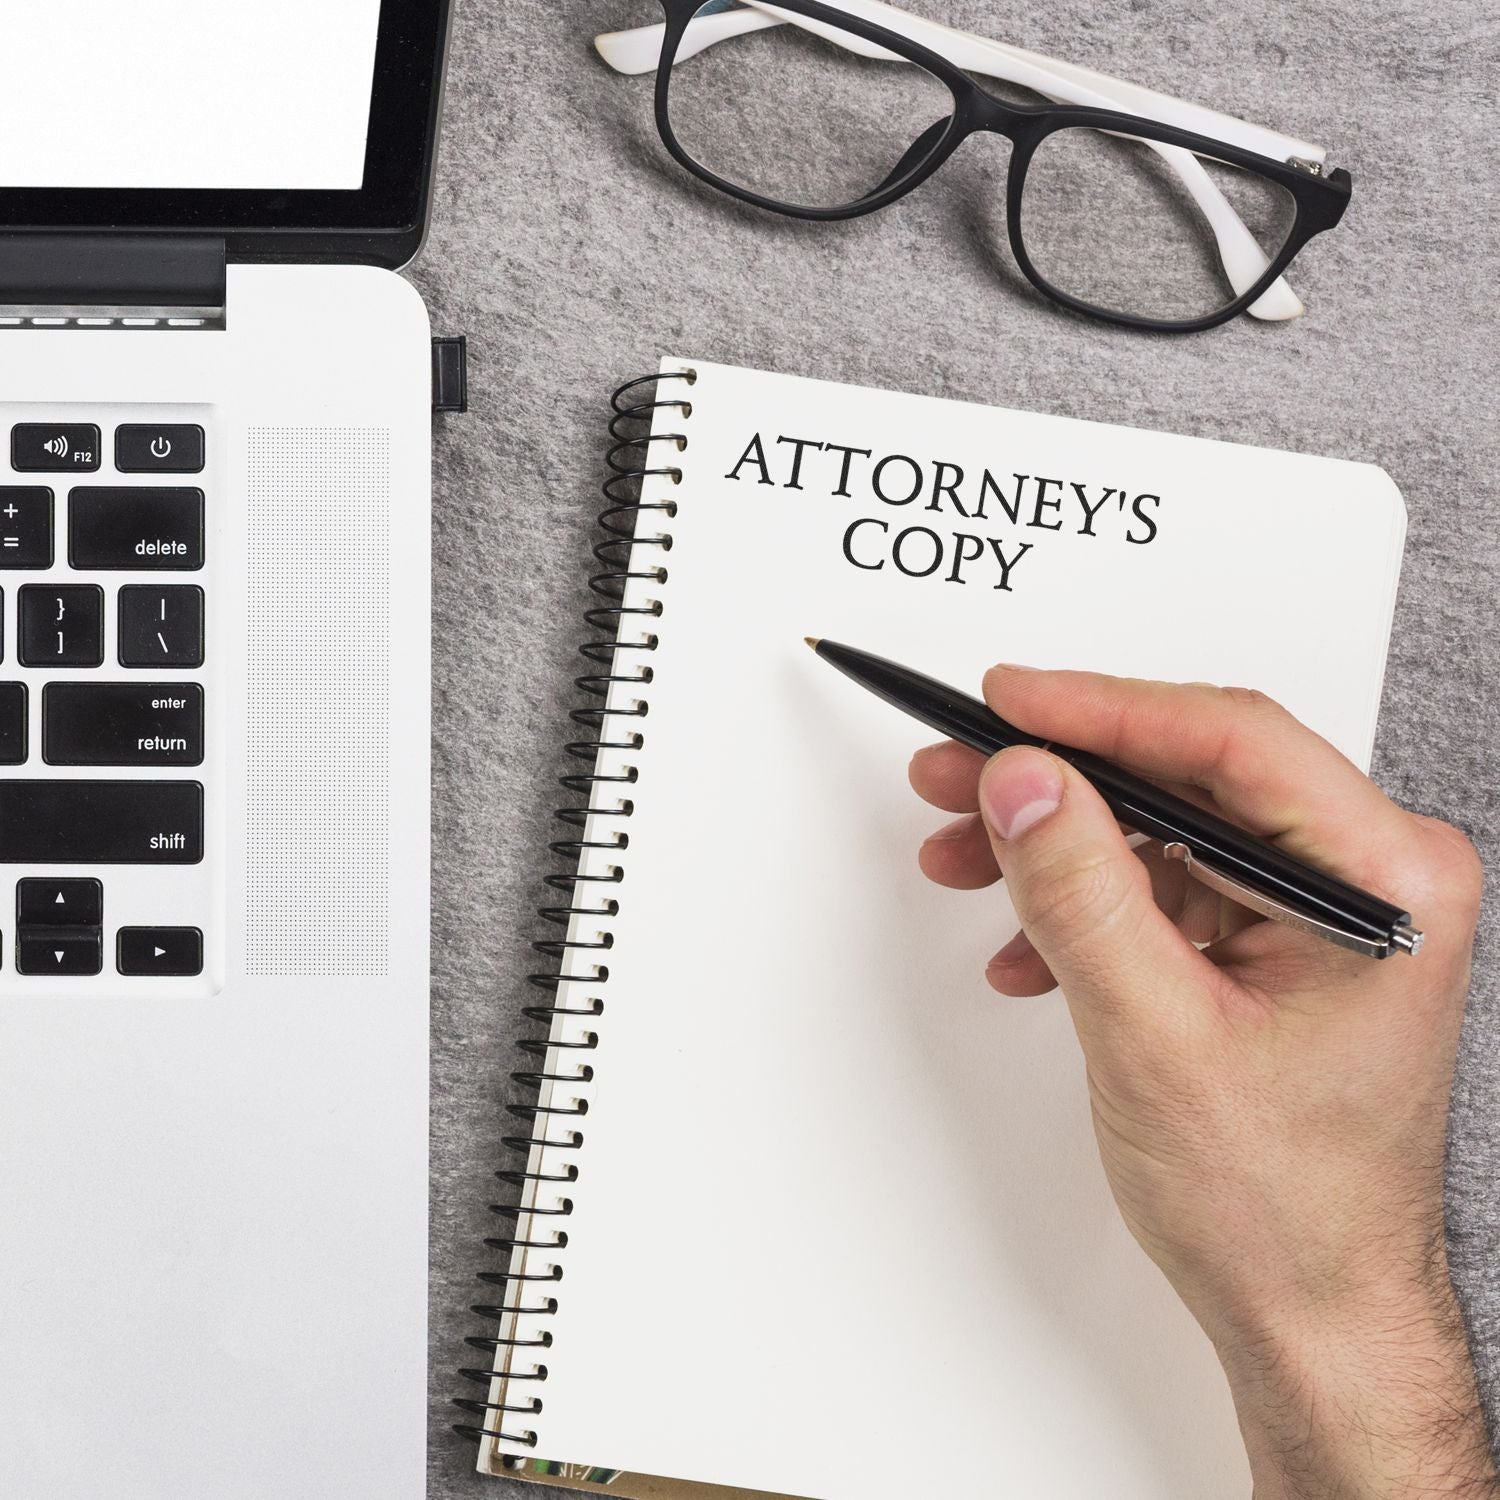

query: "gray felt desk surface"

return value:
[414, 3, 1499, 1494]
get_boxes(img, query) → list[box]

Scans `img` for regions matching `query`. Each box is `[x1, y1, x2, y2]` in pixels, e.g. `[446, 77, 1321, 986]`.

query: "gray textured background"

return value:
[411, 2, 1500, 1494]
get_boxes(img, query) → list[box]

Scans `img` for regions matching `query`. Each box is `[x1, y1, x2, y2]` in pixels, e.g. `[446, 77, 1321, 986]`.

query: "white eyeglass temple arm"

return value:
[598, 3, 1322, 162]
[595, 2, 1325, 320]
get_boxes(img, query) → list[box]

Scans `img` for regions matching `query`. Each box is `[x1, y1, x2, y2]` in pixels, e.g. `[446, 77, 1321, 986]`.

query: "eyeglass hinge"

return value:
[1286, 156, 1325, 177]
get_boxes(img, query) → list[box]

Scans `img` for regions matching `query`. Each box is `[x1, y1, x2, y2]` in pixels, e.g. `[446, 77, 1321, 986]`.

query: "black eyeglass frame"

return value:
[649, 0, 1352, 332]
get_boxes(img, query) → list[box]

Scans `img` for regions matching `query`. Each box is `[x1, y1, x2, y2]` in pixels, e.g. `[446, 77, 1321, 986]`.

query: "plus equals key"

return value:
[0, 487, 56, 570]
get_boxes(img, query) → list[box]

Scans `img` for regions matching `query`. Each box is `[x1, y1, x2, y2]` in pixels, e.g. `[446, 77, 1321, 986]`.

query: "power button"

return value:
[115, 424, 205, 474]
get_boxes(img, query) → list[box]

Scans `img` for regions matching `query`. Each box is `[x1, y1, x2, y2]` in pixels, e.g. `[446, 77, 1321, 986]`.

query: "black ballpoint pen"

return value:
[806, 637, 1423, 960]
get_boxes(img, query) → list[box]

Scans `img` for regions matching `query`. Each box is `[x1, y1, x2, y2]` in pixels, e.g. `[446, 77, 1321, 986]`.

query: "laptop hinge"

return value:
[0, 234, 226, 329]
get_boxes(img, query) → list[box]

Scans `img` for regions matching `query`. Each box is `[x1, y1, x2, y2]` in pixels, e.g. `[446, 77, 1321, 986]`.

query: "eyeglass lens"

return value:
[664, 2, 957, 212]
[1019, 128, 1298, 323]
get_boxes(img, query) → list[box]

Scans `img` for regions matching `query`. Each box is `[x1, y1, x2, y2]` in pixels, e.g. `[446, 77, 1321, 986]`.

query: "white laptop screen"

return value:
[0, 0, 382, 190]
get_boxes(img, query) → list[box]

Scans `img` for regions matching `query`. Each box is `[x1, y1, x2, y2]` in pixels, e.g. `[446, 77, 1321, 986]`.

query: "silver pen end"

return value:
[1391, 922, 1424, 956]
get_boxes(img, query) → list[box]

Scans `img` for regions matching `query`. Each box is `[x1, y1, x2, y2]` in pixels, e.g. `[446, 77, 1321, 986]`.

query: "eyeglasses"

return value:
[595, 0, 1351, 332]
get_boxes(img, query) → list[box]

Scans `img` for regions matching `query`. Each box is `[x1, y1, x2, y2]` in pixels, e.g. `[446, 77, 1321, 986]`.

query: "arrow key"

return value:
[117, 926, 202, 977]
[18, 877, 103, 927]
[17, 930, 102, 976]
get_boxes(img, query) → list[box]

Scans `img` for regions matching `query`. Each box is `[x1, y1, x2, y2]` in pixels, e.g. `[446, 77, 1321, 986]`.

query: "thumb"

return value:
[977, 745, 1217, 1040]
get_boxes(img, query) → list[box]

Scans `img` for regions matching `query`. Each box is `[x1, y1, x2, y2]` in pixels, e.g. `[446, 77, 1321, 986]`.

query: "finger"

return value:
[923, 808, 1249, 933]
[916, 737, 1225, 831]
[985, 927, 1058, 996]
[1134, 839, 1190, 922]
[917, 812, 1000, 890]
[909, 740, 986, 813]
[976, 745, 1227, 1045]
[982, 666, 1413, 886]
[983, 845, 1238, 1000]
[1134, 840, 1241, 945]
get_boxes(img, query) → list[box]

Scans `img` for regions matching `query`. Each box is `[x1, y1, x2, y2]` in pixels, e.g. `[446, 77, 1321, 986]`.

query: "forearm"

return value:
[1220, 1272, 1499, 1499]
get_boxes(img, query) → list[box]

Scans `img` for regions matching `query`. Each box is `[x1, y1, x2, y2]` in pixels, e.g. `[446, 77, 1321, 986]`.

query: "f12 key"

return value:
[11, 424, 100, 473]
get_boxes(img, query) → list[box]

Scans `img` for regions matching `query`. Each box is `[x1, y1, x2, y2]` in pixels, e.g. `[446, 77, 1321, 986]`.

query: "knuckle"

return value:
[1427, 823, 1485, 910]
[1216, 684, 1291, 729]
[1211, 687, 1293, 782]
[1218, 684, 1280, 713]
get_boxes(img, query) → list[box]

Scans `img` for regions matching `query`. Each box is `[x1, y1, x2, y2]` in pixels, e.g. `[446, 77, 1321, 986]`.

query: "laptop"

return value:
[0, 4, 452, 1495]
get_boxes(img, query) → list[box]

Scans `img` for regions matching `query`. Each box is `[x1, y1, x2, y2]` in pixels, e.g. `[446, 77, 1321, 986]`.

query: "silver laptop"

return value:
[0, 4, 451, 1494]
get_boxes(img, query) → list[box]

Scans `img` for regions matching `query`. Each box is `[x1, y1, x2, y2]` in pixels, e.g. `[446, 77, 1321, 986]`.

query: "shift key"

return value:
[0, 781, 202, 863]
[69, 488, 203, 570]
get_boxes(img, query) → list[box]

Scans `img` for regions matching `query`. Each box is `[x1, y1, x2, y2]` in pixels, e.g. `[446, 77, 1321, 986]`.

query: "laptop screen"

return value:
[0, 0, 449, 265]
[0, 1, 382, 191]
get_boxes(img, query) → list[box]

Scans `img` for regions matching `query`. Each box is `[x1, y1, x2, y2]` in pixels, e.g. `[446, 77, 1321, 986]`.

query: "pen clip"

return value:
[1161, 842, 1399, 959]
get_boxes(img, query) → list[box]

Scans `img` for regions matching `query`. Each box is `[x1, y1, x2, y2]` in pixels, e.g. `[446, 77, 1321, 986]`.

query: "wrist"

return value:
[1214, 1265, 1498, 1498]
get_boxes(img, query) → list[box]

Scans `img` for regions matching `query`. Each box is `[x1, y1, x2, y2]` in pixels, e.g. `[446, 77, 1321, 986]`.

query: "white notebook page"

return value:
[486, 359, 1406, 1497]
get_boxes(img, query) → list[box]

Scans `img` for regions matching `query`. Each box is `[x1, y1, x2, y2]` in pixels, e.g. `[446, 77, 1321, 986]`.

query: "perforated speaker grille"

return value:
[246, 428, 391, 977]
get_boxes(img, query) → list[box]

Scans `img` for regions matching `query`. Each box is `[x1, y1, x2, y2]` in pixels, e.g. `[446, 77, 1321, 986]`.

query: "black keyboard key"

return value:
[11, 423, 100, 473]
[115, 424, 205, 474]
[68, 488, 203, 571]
[0, 780, 202, 863]
[0, 682, 26, 764]
[19, 584, 103, 667]
[43, 682, 203, 766]
[117, 926, 202, 977]
[118, 585, 204, 668]
[17, 930, 103, 975]
[0, 488, 54, 569]
[18, 877, 102, 926]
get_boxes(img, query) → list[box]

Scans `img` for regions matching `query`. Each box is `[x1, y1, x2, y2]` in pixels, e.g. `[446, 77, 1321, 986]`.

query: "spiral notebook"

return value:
[459, 359, 1408, 1499]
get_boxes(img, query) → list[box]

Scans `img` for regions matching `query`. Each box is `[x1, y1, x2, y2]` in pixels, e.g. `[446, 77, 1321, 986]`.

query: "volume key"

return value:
[11, 424, 101, 473]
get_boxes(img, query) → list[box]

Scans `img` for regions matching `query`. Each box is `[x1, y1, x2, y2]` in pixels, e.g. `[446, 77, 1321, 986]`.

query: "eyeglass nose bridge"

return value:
[950, 87, 1054, 153]
[849, 88, 1047, 223]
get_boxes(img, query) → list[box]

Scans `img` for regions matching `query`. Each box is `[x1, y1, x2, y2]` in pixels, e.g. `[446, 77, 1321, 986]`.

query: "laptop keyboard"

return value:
[1, 405, 217, 988]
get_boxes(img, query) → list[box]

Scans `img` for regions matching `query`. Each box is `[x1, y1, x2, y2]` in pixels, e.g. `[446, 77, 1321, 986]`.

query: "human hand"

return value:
[910, 667, 1496, 1498]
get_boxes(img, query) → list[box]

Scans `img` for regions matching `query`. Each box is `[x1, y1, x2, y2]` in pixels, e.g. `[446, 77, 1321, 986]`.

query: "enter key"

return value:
[43, 683, 203, 766]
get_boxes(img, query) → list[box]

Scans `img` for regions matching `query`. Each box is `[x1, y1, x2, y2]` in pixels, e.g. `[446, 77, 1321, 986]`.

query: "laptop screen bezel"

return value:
[0, 0, 452, 268]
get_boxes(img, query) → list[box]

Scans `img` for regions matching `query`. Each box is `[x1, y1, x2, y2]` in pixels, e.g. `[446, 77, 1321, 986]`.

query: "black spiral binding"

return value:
[453, 370, 694, 1460]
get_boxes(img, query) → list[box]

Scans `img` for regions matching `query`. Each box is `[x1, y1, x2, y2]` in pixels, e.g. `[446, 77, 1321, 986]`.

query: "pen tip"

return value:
[804, 636, 821, 651]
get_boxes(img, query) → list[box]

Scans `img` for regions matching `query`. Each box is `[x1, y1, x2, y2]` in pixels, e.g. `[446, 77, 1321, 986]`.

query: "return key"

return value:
[43, 683, 203, 766]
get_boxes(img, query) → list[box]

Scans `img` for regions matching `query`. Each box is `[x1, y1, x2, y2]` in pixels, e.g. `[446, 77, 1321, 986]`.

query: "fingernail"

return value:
[924, 812, 977, 844]
[980, 750, 1063, 840]
[989, 928, 1033, 967]
[990, 661, 1038, 672]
